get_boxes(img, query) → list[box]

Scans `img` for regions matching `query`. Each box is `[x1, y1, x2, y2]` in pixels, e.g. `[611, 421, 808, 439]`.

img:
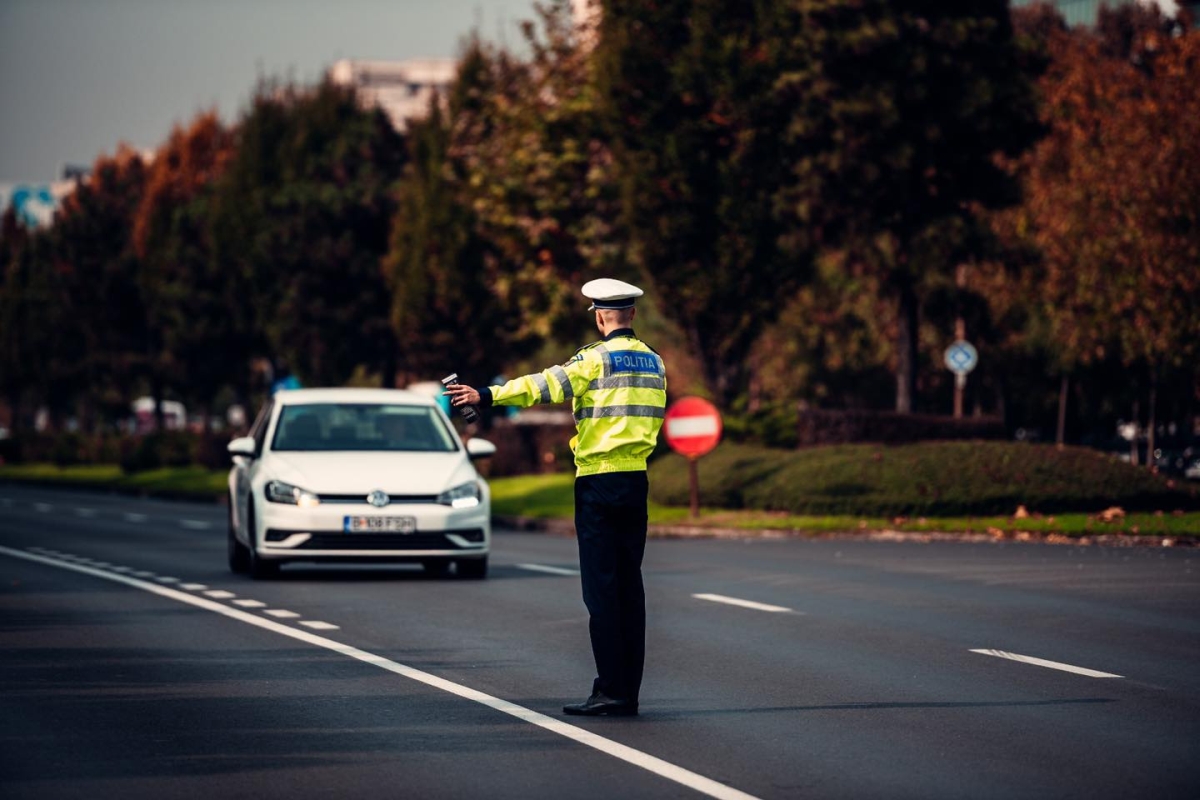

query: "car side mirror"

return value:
[465, 438, 496, 460]
[227, 436, 257, 459]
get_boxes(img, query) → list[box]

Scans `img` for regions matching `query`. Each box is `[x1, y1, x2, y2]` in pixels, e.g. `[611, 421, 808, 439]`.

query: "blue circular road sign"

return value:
[943, 341, 978, 374]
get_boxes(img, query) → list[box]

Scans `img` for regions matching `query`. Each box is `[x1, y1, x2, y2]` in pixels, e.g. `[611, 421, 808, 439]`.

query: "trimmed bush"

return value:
[119, 431, 201, 473]
[649, 441, 1200, 516]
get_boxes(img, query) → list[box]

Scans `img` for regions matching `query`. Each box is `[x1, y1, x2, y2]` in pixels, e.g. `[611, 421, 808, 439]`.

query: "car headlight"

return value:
[438, 480, 481, 509]
[265, 480, 321, 508]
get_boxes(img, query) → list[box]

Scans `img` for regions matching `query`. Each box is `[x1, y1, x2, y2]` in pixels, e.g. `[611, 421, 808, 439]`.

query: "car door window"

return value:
[249, 399, 275, 455]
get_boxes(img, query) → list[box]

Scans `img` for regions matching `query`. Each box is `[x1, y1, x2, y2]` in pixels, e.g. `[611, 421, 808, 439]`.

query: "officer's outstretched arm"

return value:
[486, 349, 602, 409]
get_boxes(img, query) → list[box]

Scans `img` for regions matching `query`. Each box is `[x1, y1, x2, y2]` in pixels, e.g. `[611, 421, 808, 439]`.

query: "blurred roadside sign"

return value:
[943, 340, 978, 375]
[664, 397, 723, 519]
[664, 397, 722, 458]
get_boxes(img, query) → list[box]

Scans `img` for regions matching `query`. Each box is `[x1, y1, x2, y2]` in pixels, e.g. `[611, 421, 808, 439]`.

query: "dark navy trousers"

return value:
[574, 470, 649, 704]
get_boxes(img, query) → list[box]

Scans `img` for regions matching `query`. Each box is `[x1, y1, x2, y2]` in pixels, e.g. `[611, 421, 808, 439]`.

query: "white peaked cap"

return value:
[582, 278, 644, 311]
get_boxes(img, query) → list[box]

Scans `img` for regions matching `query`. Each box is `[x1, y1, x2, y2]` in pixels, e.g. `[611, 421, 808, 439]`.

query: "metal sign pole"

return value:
[688, 457, 700, 519]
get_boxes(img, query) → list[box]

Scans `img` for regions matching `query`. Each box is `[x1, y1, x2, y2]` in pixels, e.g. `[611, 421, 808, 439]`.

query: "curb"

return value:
[494, 515, 1198, 548]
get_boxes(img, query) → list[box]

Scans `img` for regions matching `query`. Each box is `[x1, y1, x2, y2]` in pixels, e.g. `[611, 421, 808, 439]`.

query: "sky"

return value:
[0, 0, 541, 181]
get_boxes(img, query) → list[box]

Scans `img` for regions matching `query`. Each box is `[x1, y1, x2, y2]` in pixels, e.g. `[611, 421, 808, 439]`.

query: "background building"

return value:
[328, 58, 457, 132]
[1011, 0, 1197, 26]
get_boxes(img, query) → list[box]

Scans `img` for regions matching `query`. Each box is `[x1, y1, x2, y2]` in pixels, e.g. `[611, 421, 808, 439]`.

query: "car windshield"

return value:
[271, 403, 458, 453]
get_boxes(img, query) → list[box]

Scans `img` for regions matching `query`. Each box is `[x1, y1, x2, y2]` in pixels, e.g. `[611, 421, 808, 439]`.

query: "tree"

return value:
[383, 97, 507, 383]
[776, 0, 1042, 413]
[454, 6, 625, 349]
[133, 112, 235, 428]
[52, 146, 149, 428]
[593, 0, 809, 407]
[0, 209, 38, 432]
[993, 4, 1200, 454]
[211, 80, 406, 389]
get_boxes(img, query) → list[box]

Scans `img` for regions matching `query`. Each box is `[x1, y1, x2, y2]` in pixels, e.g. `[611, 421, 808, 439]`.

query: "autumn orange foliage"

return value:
[132, 111, 233, 259]
[999, 5, 1200, 371]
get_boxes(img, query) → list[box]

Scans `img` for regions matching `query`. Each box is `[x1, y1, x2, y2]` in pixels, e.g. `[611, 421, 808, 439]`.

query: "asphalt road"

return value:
[1, 483, 1198, 799]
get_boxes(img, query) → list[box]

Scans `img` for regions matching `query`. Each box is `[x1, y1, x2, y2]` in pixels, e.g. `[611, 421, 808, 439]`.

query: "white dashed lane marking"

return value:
[516, 563, 581, 577]
[34, 503, 52, 513]
[264, 609, 301, 619]
[969, 649, 1123, 679]
[124, 513, 148, 523]
[233, 599, 266, 608]
[132, 571, 155, 578]
[692, 593, 796, 614]
[299, 621, 340, 631]
[203, 590, 237, 599]
[74, 508, 96, 518]
[156, 576, 180, 584]
[180, 583, 208, 591]
[180, 519, 212, 530]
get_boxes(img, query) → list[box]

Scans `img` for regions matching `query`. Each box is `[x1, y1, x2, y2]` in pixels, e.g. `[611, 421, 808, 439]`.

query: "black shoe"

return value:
[563, 692, 638, 717]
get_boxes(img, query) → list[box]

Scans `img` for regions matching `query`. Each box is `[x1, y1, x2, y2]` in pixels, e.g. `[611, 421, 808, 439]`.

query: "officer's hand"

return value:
[443, 384, 480, 407]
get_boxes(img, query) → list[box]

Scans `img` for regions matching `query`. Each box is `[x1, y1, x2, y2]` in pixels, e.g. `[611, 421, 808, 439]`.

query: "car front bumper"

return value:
[257, 500, 490, 561]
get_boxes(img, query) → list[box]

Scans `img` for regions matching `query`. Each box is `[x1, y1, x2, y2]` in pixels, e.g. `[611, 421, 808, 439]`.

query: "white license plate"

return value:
[343, 515, 417, 533]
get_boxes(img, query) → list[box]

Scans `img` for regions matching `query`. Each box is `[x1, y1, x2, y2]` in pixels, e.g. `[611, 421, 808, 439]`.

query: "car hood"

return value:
[264, 451, 477, 495]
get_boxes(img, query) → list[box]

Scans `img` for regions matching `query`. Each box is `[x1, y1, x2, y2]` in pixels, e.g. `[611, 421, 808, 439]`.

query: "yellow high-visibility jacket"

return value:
[482, 331, 667, 476]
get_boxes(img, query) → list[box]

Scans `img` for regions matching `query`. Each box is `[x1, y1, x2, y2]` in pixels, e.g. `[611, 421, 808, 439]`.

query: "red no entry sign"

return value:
[664, 396, 723, 459]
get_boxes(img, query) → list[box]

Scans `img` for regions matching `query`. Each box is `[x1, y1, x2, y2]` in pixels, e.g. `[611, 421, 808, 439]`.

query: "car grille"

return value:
[317, 493, 439, 505]
[291, 529, 485, 551]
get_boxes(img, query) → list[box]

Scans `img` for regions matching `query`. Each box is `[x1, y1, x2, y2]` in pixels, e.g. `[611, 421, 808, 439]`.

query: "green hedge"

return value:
[0, 431, 231, 473]
[648, 441, 1200, 516]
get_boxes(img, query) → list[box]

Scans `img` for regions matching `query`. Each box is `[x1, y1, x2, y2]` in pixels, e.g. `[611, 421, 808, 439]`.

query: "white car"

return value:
[1186, 458, 1200, 481]
[226, 388, 495, 579]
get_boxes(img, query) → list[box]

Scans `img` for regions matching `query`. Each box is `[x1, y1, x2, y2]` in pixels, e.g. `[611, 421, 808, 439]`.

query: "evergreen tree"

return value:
[53, 147, 149, 428]
[211, 80, 406, 389]
[593, 0, 805, 407]
[776, 0, 1041, 413]
[383, 97, 506, 385]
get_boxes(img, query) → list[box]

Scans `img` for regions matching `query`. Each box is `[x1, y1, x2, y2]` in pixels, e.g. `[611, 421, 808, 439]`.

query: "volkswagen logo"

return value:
[367, 489, 390, 508]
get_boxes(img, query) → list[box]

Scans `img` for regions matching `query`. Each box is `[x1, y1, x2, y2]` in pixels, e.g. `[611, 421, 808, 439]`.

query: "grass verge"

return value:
[6, 461, 1196, 537]
[0, 463, 227, 499]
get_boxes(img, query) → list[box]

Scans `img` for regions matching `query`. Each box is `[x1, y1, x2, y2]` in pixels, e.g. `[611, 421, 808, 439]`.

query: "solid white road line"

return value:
[969, 649, 1123, 679]
[180, 519, 211, 530]
[232, 599, 266, 608]
[517, 563, 581, 577]
[692, 593, 795, 614]
[0, 545, 761, 800]
[264, 609, 301, 619]
[299, 621, 340, 631]
[203, 590, 236, 599]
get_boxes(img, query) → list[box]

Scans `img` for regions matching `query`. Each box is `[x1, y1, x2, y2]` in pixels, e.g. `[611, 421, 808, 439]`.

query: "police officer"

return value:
[444, 278, 667, 717]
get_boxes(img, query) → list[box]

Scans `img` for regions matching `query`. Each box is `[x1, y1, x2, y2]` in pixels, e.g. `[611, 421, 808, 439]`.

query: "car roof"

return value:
[272, 388, 439, 407]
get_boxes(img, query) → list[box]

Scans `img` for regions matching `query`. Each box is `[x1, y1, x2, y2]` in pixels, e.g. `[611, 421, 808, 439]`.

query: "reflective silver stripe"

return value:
[532, 373, 552, 404]
[588, 376, 666, 391]
[549, 365, 573, 399]
[574, 404, 666, 422]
